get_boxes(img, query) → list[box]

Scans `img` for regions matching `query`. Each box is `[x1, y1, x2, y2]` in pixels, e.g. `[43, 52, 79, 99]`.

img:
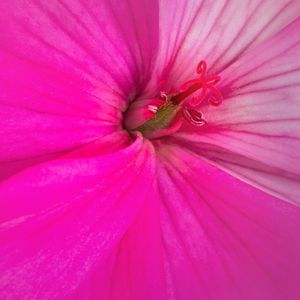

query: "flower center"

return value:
[124, 60, 222, 139]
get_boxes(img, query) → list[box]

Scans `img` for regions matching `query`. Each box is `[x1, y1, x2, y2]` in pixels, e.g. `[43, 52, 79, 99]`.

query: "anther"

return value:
[148, 105, 159, 114]
[182, 107, 206, 126]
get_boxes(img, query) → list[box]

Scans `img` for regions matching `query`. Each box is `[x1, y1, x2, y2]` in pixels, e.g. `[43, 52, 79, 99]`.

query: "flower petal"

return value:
[155, 144, 300, 300]
[174, 17, 300, 204]
[69, 178, 167, 300]
[0, 101, 119, 180]
[151, 0, 300, 91]
[0, 135, 157, 299]
[0, 0, 159, 176]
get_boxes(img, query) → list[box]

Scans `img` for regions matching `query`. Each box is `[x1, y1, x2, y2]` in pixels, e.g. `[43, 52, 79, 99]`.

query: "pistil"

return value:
[172, 82, 203, 104]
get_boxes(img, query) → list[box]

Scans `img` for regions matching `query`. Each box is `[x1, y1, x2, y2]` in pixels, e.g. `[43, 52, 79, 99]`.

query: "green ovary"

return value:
[133, 103, 180, 136]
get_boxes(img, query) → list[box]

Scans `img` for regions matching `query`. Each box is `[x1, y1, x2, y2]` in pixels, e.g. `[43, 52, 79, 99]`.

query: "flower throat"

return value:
[126, 60, 222, 139]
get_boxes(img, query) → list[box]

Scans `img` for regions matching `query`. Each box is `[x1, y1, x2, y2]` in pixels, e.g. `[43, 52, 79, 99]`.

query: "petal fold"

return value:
[0, 0, 159, 176]
[0, 135, 156, 300]
[156, 144, 300, 300]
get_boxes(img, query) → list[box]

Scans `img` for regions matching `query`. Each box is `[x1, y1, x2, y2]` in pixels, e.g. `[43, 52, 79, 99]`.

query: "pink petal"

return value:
[174, 18, 300, 204]
[0, 135, 157, 299]
[0, 0, 159, 177]
[49, 169, 166, 300]
[0, 101, 118, 180]
[151, 0, 300, 92]
[155, 144, 300, 300]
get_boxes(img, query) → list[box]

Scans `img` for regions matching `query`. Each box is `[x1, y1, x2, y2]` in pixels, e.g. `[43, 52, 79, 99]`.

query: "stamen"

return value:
[148, 105, 159, 114]
[182, 107, 206, 126]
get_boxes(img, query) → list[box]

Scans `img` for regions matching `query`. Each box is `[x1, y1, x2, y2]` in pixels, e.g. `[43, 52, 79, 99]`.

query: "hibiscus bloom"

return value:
[1, 0, 300, 299]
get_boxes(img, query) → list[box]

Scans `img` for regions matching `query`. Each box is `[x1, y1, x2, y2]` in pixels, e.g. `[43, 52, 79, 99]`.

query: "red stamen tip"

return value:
[196, 61, 207, 78]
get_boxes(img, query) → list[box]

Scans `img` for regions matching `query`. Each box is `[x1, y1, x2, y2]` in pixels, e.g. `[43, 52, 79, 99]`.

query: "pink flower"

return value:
[1, 0, 300, 299]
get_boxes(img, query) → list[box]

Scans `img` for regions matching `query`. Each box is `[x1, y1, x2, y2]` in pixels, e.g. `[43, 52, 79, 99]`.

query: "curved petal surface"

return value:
[0, 0, 159, 176]
[149, 0, 300, 94]
[174, 18, 300, 204]
[0, 135, 156, 300]
[156, 144, 300, 300]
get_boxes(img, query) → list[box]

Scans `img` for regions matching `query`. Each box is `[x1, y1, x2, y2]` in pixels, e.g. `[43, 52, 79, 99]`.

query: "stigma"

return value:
[171, 61, 222, 107]
[125, 60, 222, 138]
